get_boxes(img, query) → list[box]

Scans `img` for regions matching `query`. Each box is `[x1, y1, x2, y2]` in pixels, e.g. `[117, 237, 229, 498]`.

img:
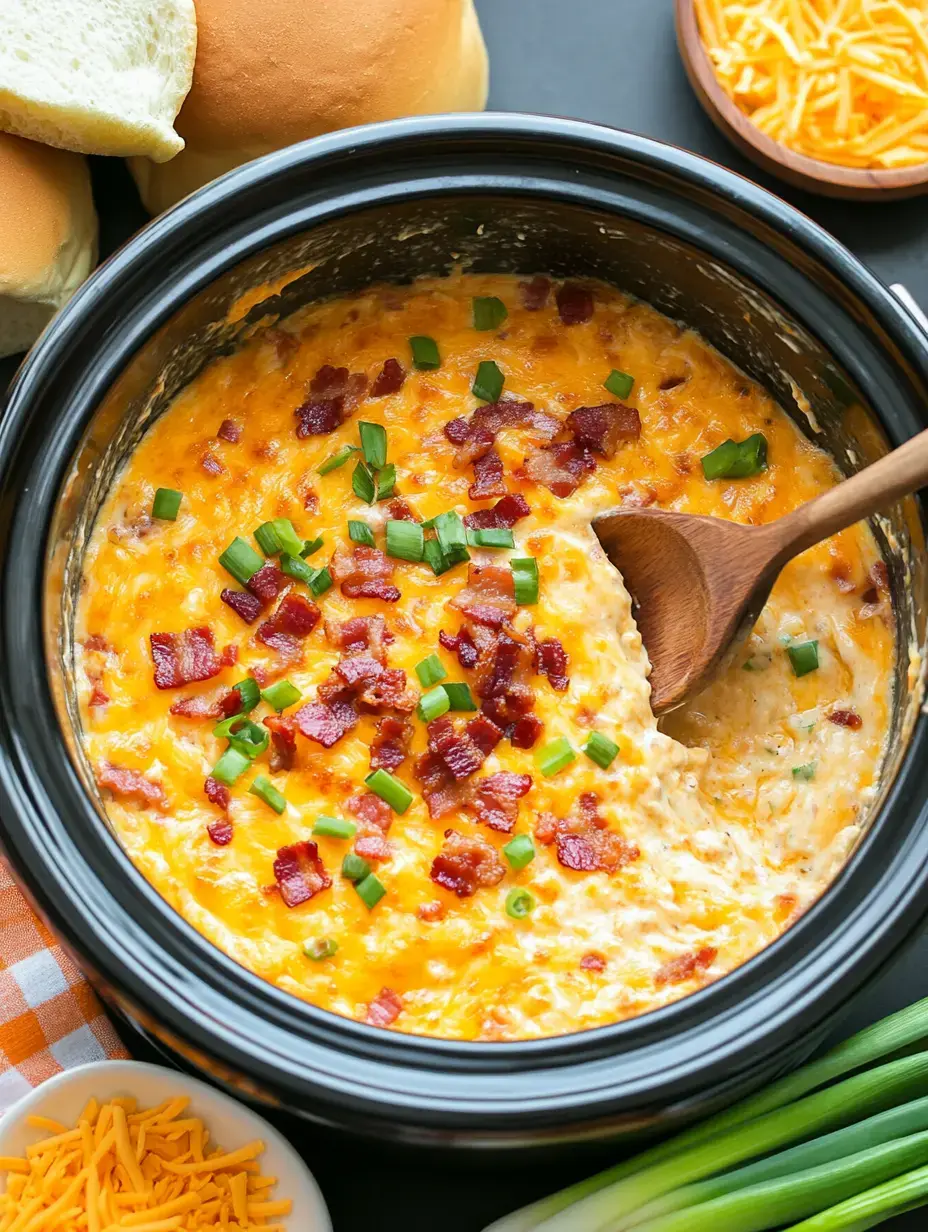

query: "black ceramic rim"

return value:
[1, 114, 928, 1136]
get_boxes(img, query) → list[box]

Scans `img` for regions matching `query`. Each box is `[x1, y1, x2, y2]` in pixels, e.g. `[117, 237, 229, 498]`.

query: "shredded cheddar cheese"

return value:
[0, 1096, 292, 1231]
[697, 0, 928, 167]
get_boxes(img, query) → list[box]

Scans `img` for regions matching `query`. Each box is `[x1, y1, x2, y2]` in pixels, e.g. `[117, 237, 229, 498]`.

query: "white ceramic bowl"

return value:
[0, 1059, 331, 1230]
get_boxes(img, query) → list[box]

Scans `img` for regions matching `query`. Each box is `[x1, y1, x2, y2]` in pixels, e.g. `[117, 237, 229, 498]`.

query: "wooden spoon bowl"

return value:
[675, 0, 928, 200]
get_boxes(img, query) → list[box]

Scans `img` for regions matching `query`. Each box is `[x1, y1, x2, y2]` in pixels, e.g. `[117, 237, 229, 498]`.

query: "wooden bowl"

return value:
[675, 0, 928, 200]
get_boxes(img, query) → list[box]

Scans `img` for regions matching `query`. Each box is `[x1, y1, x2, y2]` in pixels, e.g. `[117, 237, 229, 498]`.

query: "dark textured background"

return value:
[3, 0, 927, 1227]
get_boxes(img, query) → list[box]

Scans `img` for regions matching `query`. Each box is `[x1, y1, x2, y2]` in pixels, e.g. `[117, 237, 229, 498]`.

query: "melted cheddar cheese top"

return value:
[76, 274, 892, 1041]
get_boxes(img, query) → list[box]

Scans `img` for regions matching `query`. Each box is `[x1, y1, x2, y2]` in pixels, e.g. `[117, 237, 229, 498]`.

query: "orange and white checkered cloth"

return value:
[0, 861, 127, 1110]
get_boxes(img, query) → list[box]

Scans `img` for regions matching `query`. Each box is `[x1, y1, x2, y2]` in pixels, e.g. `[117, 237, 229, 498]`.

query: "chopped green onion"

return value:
[228, 720, 269, 760]
[701, 432, 768, 480]
[583, 731, 620, 769]
[301, 536, 323, 558]
[152, 488, 182, 520]
[444, 683, 477, 711]
[417, 685, 451, 723]
[511, 557, 539, 605]
[788, 640, 820, 677]
[385, 519, 424, 563]
[260, 680, 300, 712]
[248, 775, 286, 814]
[341, 853, 370, 882]
[793, 762, 817, 781]
[211, 747, 251, 787]
[503, 834, 535, 871]
[318, 444, 359, 475]
[352, 459, 376, 504]
[218, 536, 264, 585]
[423, 538, 455, 576]
[466, 527, 515, 549]
[433, 511, 470, 564]
[254, 521, 282, 555]
[604, 369, 635, 399]
[304, 937, 338, 961]
[415, 655, 447, 687]
[270, 518, 304, 557]
[212, 713, 251, 740]
[410, 335, 440, 370]
[536, 736, 576, 777]
[420, 516, 437, 530]
[359, 421, 388, 470]
[232, 678, 260, 713]
[364, 769, 414, 814]
[308, 566, 332, 598]
[473, 296, 508, 331]
[376, 463, 397, 501]
[505, 887, 535, 919]
[473, 360, 505, 402]
[313, 815, 357, 840]
[349, 520, 375, 547]
[355, 872, 387, 910]
[279, 553, 316, 586]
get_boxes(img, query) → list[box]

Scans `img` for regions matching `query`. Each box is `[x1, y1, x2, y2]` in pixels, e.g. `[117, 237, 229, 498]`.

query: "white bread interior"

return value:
[130, 0, 489, 214]
[0, 0, 197, 163]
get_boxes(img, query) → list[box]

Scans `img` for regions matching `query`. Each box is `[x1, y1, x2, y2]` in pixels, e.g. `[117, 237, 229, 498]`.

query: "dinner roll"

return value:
[0, 0, 197, 162]
[129, 0, 489, 214]
[0, 134, 97, 358]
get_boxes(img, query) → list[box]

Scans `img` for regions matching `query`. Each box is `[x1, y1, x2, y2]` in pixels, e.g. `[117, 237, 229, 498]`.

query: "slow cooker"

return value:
[1, 115, 927, 1150]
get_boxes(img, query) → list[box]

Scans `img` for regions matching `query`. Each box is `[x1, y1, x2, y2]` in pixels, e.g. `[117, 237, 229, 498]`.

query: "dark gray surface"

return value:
[3, 0, 927, 1227]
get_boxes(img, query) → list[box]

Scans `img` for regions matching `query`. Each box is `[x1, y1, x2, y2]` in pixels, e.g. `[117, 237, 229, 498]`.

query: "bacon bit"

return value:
[463, 493, 531, 530]
[870, 559, 889, 593]
[370, 715, 412, 770]
[246, 562, 288, 605]
[439, 627, 479, 669]
[201, 451, 224, 476]
[417, 900, 445, 922]
[295, 698, 357, 748]
[97, 762, 166, 810]
[580, 952, 606, 972]
[655, 947, 717, 987]
[204, 779, 230, 816]
[470, 772, 532, 833]
[221, 588, 263, 625]
[89, 684, 110, 707]
[534, 637, 570, 692]
[519, 276, 551, 310]
[150, 627, 221, 690]
[450, 564, 517, 629]
[481, 684, 536, 730]
[294, 398, 344, 437]
[84, 634, 111, 653]
[335, 654, 383, 689]
[294, 367, 368, 437]
[830, 561, 857, 594]
[556, 282, 594, 325]
[524, 441, 596, 498]
[477, 634, 523, 700]
[355, 834, 392, 863]
[466, 713, 504, 755]
[413, 752, 469, 819]
[468, 448, 506, 500]
[217, 419, 243, 443]
[536, 793, 640, 874]
[348, 791, 393, 832]
[446, 400, 559, 467]
[370, 358, 406, 397]
[444, 416, 470, 446]
[219, 644, 239, 668]
[273, 841, 331, 908]
[567, 403, 641, 458]
[366, 987, 403, 1027]
[170, 688, 235, 719]
[330, 545, 401, 602]
[207, 817, 234, 845]
[427, 717, 486, 781]
[430, 829, 506, 898]
[264, 714, 297, 771]
[325, 615, 392, 661]
[510, 714, 543, 748]
[303, 485, 320, 513]
[828, 707, 863, 730]
[388, 497, 418, 522]
[358, 667, 417, 714]
[257, 594, 321, 661]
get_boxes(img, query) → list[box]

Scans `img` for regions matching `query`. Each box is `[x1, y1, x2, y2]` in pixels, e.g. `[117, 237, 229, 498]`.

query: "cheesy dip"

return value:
[77, 274, 893, 1041]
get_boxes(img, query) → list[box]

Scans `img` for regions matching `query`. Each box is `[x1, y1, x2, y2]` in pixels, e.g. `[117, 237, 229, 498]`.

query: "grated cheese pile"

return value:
[696, 0, 928, 167]
[0, 1095, 292, 1231]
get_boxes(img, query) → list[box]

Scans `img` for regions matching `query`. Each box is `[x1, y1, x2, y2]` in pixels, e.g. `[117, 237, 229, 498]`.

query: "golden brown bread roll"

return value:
[129, 0, 490, 215]
[0, 133, 97, 358]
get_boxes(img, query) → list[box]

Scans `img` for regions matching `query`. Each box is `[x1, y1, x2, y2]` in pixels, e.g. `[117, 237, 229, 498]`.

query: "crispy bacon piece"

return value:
[150, 627, 221, 690]
[330, 545, 401, 602]
[295, 698, 357, 748]
[450, 565, 517, 629]
[445, 400, 559, 467]
[524, 441, 596, 498]
[477, 634, 523, 700]
[97, 762, 166, 809]
[247, 562, 288, 605]
[349, 791, 393, 832]
[366, 987, 403, 1027]
[217, 419, 243, 443]
[294, 398, 344, 438]
[264, 714, 297, 771]
[273, 841, 331, 908]
[388, 497, 417, 522]
[84, 634, 110, 653]
[580, 952, 606, 972]
[370, 358, 406, 398]
[358, 667, 417, 714]
[220, 644, 239, 668]
[170, 688, 236, 719]
[439, 628, 479, 670]
[257, 595, 321, 662]
[470, 772, 532, 833]
[89, 684, 110, 707]
[466, 713, 504, 755]
[463, 493, 531, 530]
[655, 947, 717, 987]
[430, 829, 506, 897]
[370, 716, 412, 770]
[556, 282, 594, 325]
[519, 276, 551, 310]
[355, 833, 392, 863]
[444, 417, 470, 446]
[534, 637, 570, 692]
[335, 654, 383, 689]
[204, 775, 230, 811]
[567, 403, 641, 458]
[206, 817, 234, 846]
[201, 451, 224, 475]
[413, 752, 469, 819]
[510, 714, 543, 749]
[536, 793, 640, 873]
[325, 615, 392, 660]
[427, 717, 486, 781]
[828, 707, 863, 730]
[469, 448, 506, 500]
[294, 366, 368, 437]
[221, 589, 263, 625]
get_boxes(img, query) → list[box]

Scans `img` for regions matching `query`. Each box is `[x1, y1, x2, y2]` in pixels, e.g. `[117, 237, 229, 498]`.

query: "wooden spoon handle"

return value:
[769, 426, 928, 560]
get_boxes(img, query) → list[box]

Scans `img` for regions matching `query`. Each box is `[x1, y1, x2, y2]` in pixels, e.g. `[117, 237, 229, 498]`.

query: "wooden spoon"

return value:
[593, 429, 928, 713]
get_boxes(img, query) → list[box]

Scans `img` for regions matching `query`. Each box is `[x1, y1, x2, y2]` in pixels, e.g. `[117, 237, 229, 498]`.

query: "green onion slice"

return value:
[444, 683, 477, 711]
[503, 834, 535, 871]
[417, 685, 451, 724]
[473, 296, 508, 332]
[385, 519, 424, 563]
[410, 335, 440, 370]
[301, 536, 323, 558]
[359, 421, 388, 470]
[313, 815, 357, 840]
[260, 679, 301, 712]
[473, 360, 505, 402]
[604, 369, 635, 399]
[232, 678, 260, 713]
[355, 872, 387, 910]
[279, 553, 316, 587]
[248, 775, 286, 814]
[505, 887, 535, 919]
[433, 511, 470, 564]
[511, 557, 539, 605]
[254, 521, 282, 556]
[348, 520, 375, 547]
[304, 937, 338, 961]
[466, 527, 515, 549]
[415, 655, 447, 687]
[211, 747, 251, 787]
[341, 853, 371, 882]
[583, 731, 620, 769]
[536, 736, 576, 777]
[271, 518, 304, 557]
[308, 566, 332, 598]
[376, 463, 397, 502]
[423, 538, 455, 576]
[702, 432, 768, 480]
[218, 536, 264, 586]
[793, 762, 817, 781]
[152, 488, 182, 521]
[788, 640, 820, 677]
[212, 713, 249, 740]
[318, 444, 359, 475]
[228, 720, 270, 761]
[352, 459, 376, 504]
[364, 769, 414, 814]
